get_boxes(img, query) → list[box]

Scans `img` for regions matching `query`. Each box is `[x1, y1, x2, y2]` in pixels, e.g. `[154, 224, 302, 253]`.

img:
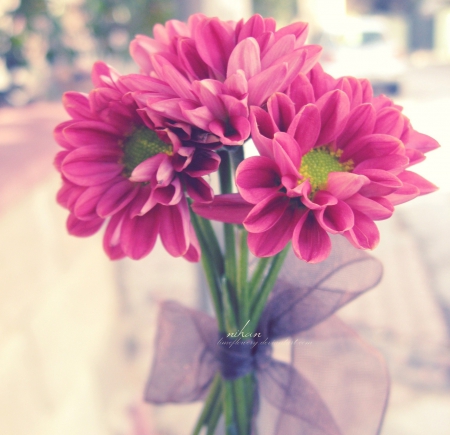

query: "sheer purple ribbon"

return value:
[145, 237, 390, 435]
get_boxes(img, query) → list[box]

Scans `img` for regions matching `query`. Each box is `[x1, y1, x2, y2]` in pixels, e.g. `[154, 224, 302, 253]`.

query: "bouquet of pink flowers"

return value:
[54, 14, 438, 435]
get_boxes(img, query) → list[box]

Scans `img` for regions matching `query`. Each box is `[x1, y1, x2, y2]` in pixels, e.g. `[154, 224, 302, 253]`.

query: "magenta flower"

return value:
[55, 62, 220, 261]
[123, 13, 322, 145]
[194, 70, 438, 263]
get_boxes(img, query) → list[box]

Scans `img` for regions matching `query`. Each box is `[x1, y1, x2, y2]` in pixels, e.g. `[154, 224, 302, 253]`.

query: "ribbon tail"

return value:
[255, 359, 342, 435]
[144, 300, 219, 403]
[291, 315, 390, 435]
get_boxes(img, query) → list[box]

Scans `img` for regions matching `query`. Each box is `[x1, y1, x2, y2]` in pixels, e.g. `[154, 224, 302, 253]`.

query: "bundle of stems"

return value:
[189, 149, 289, 435]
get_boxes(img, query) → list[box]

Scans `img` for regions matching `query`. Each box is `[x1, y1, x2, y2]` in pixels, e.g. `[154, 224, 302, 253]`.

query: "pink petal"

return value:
[121, 207, 161, 259]
[315, 90, 350, 145]
[336, 103, 376, 149]
[103, 210, 126, 260]
[63, 92, 92, 120]
[247, 206, 297, 257]
[273, 132, 302, 172]
[261, 34, 295, 70]
[192, 193, 253, 224]
[184, 148, 221, 177]
[130, 154, 168, 183]
[185, 176, 214, 203]
[195, 18, 235, 77]
[248, 63, 288, 106]
[57, 180, 84, 210]
[398, 170, 438, 195]
[357, 169, 403, 197]
[152, 177, 183, 206]
[287, 104, 320, 155]
[178, 38, 210, 80]
[343, 210, 379, 250]
[267, 93, 295, 132]
[276, 21, 309, 46]
[249, 107, 278, 157]
[159, 61, 196, 100]
[354, 154, 409, 175]
[292, 210, 331, 263]
[287, 73, 315, 112]
[192, 80, 226, 119]
[181, 105, 215, 131]
[120, 74, 177, 95]
[227, 37, 261, 79]
[407, 130, 440, 153]
[183, 226, 201, 262]
[373, 107, 405, 138]
[159, 200, 190, 257]
[236, 156, 282, 203]
[61, 146, 123, 186]
[54, 121, 76, 149]
[341, 134, 404, 164]
[345, 194, 394, 220]
[63, 121, 120, 148]
[326, 172, 369, 200]
[74, 182, 110, 220]
[384, 183, 419, 206]
[244, 192, 290, 232]
[314, 199, 354, 233]
[223, 70, 248, 98]
[96, 179, 139, 218]
[405, 148, 425, 166]
[67, 214, 103, 237]
[238, 14, 265, 41]
[129, 37, 157, 73]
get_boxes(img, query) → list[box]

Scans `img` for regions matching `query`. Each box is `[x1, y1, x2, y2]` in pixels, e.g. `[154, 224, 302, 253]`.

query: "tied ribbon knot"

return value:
[145, 237, 390, 435]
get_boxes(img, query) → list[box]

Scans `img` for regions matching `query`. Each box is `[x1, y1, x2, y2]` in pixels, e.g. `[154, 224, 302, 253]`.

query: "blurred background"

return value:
[0, 0, 449, 434]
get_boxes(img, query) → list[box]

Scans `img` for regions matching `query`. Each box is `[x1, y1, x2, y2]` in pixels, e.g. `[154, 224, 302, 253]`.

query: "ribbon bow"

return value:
[145, 237, 390, 435]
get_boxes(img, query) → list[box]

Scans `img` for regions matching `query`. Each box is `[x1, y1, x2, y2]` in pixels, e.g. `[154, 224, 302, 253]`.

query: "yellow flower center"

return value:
[122, 127, 173, 177]
[299, 146, 353, 193]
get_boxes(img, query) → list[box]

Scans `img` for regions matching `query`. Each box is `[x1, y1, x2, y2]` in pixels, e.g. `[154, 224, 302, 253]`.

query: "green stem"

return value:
[223, 381, 238, 435]
[248, 245, 290, 333]
[237, 230, 249, 326]
[189, 207, 225, 332]
[206, 395, 223, 435]
[248, 257, 271, 300]
[191, 374, 222, 435]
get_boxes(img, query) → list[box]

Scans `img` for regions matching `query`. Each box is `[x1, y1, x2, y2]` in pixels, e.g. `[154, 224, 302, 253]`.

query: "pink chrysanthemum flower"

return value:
[123, 13, 322, 145]
[194, 68, 438, 263]
[55, 62, 220, 261]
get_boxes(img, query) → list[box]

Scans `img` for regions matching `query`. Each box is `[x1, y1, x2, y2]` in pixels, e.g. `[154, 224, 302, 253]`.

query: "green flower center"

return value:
[299, 146, 353, 193]
[122, 127, 173, 177]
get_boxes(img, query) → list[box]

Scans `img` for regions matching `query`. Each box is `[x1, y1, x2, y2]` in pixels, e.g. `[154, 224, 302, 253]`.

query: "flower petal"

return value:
[185, 176, 214, 203]
[247, 206, 297, 257]
[314, 199, 354, 233]
[96, 179, 139, 218]
[287, 103, 320, 155]
[159, 200, 190, 257]
[236, 156, 282, 203]
[61, 146, 123, 186]
[248, 63, 288, 106]
[227, 37, 261, 79]
[67, 214, 103, 237]
[336, 103, 376, 149]
[315, 90, 350, 145]
[192, 193, 252, 224]
[343, 210, 379, 250]
[292, 210, 331, 263]
[345, 194, 394, 220]
[121, 207, 161, 259]
[326, 172, 369, 200]
[243, 192, 290, 233]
